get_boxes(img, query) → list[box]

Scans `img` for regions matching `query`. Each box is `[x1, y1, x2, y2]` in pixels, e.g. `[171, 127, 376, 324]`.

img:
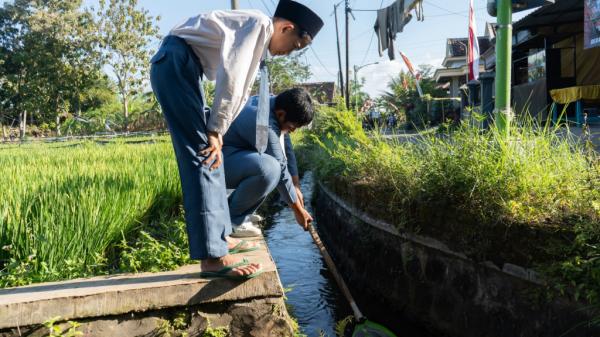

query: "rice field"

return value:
[0, 136, 181, 286]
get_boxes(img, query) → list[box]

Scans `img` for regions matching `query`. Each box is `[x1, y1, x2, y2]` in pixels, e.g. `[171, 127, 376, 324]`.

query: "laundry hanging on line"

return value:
[374, 0, 424, 60]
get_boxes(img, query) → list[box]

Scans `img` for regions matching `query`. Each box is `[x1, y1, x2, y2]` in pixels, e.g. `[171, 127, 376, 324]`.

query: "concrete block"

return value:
[0, 238, 283, 330]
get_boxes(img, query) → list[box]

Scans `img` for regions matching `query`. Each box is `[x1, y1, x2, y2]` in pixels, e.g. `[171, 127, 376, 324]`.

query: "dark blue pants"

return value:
[150, 36, 231, 260]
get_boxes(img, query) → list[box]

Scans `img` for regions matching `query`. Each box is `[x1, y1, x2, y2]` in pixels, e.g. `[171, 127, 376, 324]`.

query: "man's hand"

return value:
[291, 200, 312, 231]
[199, 131, 223, 170]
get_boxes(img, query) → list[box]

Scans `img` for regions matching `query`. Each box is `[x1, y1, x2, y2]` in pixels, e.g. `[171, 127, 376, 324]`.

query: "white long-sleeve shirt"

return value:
[170, 10, 273, 135]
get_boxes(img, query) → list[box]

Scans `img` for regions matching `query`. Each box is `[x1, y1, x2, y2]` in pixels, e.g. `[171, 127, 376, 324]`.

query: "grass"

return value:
[300, 105, 600, 304]
[0, 136, 184, 287]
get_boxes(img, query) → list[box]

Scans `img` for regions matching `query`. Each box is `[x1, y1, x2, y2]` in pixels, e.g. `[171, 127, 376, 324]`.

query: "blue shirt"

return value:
[223, 97, 298, 204]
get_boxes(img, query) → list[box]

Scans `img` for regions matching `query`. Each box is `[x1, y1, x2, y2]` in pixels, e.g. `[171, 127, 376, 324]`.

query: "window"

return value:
[527, 49, 546, 82]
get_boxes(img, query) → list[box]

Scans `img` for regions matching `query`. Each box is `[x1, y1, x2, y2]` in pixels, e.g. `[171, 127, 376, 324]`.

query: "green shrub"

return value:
[301, 106, 600, 304]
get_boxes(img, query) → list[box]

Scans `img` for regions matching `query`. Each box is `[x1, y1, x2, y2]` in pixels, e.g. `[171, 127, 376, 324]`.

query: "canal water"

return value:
[263, 171, 438, 337]
[262, 171, 351, 337]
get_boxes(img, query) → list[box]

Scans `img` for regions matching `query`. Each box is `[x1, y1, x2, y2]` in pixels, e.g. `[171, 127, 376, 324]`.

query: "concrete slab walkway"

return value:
[0, 237, 282, 330]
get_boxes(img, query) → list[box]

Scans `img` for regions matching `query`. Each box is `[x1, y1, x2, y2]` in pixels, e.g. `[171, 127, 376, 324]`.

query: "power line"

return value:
[360, 32, 375, 65]
[350, 26, 374, 41]
[309, 45, 337, 77]
[259, 0, 273, 15]
[359, 0, 384, 65]
[351, 1, 484, 16]
[425, 1, 469, 18]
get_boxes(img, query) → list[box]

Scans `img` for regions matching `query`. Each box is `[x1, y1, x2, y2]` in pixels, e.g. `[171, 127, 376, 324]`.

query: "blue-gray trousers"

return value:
[223, 148, 280, 226]
[150, 36, 231, 260]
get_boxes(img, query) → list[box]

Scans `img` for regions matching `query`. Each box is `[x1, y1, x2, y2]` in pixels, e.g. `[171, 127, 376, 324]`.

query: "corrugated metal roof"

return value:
[513, 0, 583, 31]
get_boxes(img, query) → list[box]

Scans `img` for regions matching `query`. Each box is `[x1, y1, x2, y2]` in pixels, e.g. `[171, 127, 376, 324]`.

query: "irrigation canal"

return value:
[263, 172, 437, 337]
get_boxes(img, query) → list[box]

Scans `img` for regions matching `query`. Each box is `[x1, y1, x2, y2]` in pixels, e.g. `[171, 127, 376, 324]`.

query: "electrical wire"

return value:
[359, 0, 384, 65]
[425, 1, 470, 18]
[309, 45, 337, 77]
[360, 32, 375, 65]
[259, 0, 273, 15]
[427, 6, 486, 17]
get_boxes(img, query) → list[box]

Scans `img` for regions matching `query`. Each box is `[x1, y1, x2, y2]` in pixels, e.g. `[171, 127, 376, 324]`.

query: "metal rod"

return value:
[231, 0, 239, 10]
[345, 0, 351, 110]
[494, 0, 512, 135]
[308, 224, 364, 321]
[334, 4, 345, 98]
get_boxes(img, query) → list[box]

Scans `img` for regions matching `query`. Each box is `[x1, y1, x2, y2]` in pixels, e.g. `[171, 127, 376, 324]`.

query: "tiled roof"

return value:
[292, 82, 337, 104]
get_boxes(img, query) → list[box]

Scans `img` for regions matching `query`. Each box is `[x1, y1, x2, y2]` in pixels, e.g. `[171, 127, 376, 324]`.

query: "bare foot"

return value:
[200, 254, 262, 278]
[226, 236, 261, 250]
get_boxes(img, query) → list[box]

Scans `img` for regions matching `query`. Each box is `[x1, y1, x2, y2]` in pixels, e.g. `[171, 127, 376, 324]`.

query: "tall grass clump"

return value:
[0, 137, 182, 286]
[301, 106, 599, 303]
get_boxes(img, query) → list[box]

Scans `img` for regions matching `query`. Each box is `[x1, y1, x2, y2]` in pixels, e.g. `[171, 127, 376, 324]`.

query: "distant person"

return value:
[369, 109, 382, 128]
[386, 113, 397, 133]
[150, 1, 323, 280]
[223, 88, 313, 237]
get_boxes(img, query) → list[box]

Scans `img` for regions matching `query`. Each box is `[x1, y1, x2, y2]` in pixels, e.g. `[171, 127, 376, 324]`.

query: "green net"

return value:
[352, 320, 398, 337]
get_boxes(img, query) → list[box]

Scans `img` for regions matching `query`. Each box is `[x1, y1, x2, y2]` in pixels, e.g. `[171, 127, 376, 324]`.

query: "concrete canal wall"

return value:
[314, 182, 600, 337]
[0, 237, 295, 337]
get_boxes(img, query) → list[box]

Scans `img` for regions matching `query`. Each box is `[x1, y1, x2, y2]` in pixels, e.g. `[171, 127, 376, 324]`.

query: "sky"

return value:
[2, 0, 535, 97]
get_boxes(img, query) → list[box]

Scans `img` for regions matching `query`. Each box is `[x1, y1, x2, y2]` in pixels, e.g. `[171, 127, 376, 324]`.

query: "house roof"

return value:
[292, 82, 336, 104]
[513, 0, 583, 32]
[446, 37, 492, 58]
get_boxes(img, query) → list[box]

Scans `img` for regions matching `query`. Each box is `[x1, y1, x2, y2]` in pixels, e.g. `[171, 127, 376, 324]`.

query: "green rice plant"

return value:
[0, 137, 181, 286]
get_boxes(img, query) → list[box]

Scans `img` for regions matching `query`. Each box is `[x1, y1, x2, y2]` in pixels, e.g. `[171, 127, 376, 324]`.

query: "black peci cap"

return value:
[274, 0, 324, 39]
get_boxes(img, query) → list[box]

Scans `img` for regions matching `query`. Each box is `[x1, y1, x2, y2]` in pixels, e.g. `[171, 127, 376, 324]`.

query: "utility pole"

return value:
[334, 3, 345, 98]
[495, 0, 512, 136]
[345, 0, 350, 110]
[231, 0, 239, 10]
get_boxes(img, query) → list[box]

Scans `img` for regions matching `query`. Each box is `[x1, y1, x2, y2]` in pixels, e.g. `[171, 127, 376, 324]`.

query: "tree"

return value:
[96, 0, 160, 131]
[349, 73, 370, 111]
[381, 64, 447, 128]
[0, 0, 103, 138]
[25, 0, 103, 134]
[253, 51, 312, 95]
[0, 0, 32, 139]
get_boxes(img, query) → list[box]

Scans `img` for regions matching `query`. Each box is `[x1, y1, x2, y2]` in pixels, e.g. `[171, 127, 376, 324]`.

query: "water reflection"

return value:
[263, 172, 435, 337]
[263, 172, 351, 337]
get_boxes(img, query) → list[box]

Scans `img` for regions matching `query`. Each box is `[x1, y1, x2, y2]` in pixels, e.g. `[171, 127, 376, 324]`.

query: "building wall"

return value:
[576, 34, 600, 86]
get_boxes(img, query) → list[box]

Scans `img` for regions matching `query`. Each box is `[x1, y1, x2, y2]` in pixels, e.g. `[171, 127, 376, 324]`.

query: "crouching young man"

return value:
[223, 88, 314, 236]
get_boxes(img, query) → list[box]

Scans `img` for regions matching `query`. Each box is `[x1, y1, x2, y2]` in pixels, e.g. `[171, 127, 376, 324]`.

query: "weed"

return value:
[300, 105, 600, 306]
[43, 316, 83, 337]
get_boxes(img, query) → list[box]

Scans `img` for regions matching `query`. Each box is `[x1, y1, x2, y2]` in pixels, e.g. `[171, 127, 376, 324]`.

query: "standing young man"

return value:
[150, 1, 323, 280]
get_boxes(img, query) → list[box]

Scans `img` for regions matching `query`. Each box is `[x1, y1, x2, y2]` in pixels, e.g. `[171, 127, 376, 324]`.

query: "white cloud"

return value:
[361, 60, 405, 98]
[307, 54, 446, 99]
[360, 55, 446, 98]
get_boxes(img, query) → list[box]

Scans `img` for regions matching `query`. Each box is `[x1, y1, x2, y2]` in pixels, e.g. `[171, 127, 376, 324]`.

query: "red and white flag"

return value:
[468, 0, 480, 81]
[400, 51, 418, 79]
[399, 51, 423, 97]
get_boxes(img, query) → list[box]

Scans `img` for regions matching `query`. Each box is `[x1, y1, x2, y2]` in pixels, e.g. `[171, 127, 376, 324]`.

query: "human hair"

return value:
[274, 88, 314, 126]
